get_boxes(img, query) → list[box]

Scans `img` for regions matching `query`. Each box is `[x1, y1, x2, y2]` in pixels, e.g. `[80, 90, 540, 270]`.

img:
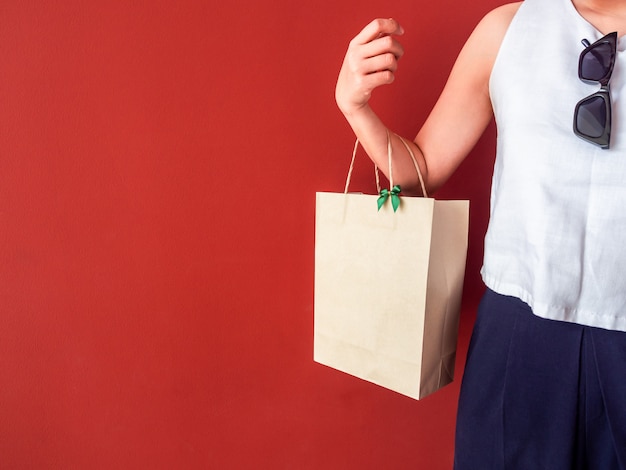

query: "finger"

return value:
[361, 69, 397, 89]
[359, 53, 400, 76]
[352, 18, 404, 46]
[360, 35, 405, 61]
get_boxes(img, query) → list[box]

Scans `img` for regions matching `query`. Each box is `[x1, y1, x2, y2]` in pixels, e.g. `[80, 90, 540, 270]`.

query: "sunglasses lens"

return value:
[576, 95, 607, 138]
[580, 42, 613, 82]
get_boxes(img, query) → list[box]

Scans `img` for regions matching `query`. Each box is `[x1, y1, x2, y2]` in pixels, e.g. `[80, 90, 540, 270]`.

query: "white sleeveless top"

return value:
[482, 0, 626, 331]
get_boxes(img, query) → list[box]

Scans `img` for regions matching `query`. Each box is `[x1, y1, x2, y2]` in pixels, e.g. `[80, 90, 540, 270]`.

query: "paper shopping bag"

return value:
[313, 134, 469, 400]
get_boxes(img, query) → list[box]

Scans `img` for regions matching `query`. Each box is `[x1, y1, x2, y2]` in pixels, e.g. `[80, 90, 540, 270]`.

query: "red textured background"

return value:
[0, 0, 503, 468]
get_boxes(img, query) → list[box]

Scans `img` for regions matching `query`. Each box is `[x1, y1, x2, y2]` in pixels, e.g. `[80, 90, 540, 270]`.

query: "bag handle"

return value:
[344, 130, 428, 198]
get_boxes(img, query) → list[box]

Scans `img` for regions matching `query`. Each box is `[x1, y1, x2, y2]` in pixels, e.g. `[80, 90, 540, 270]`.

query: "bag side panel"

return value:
[420, 199, 470, 398]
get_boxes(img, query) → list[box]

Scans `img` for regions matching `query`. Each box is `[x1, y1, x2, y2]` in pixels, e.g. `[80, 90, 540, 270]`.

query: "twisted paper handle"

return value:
[344, 130, 428, 212]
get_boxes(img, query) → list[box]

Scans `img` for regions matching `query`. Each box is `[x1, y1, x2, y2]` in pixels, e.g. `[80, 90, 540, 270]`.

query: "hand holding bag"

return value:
[314, 132, 469, 399]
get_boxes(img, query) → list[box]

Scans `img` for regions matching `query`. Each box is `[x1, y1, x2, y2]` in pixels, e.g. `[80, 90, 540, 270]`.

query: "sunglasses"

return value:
[573, 31, 617, 149]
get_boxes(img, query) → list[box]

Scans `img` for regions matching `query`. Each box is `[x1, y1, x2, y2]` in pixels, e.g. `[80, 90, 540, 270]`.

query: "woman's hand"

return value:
[335, 18, 405, 116]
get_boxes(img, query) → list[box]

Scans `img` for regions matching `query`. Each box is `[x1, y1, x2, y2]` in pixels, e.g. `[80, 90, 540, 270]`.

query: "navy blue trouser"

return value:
[454, 289, 626, 469]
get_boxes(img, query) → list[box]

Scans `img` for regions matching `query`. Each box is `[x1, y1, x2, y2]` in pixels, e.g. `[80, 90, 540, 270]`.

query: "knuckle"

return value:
[373, 18, 386, 30]
[354, 74, 369, 90]
[350, 60, 365, 75]
[377, 53, 396, 72]
[379, 70, 394, 84]
[381, 35, 394, 48]
[345, 52, 362, 71]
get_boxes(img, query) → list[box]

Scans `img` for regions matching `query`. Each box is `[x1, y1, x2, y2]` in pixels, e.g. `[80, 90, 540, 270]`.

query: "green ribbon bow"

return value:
[377, 185, 402, 212]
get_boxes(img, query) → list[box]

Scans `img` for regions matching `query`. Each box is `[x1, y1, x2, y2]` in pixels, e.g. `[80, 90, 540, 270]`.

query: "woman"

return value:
[335, 0, 626, 468]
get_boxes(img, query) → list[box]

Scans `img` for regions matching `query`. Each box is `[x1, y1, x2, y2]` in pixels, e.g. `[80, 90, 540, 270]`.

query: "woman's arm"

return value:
[335, 3, 522, 195]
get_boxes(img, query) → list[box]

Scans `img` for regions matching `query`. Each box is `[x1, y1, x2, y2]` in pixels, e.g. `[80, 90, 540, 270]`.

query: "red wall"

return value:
[0, 1, 503, 468]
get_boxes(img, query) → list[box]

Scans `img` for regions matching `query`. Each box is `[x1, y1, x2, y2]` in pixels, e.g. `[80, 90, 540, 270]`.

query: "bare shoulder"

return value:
[475, 2, 523, 40]
[487, 1, 523, 20]
[456, 2, 523, 73]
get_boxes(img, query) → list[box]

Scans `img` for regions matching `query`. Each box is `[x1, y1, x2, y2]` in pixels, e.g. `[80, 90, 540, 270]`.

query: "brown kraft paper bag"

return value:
[314, 134, 469, 399]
